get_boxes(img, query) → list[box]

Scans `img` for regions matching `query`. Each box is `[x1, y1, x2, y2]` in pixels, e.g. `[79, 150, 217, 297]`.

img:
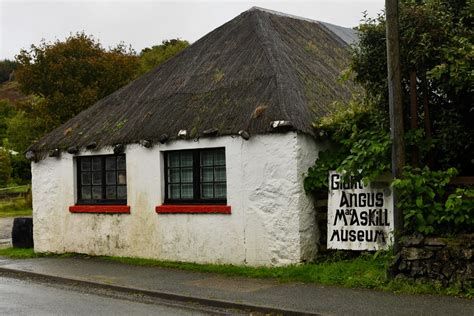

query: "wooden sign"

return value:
[327, 171, 394, 251]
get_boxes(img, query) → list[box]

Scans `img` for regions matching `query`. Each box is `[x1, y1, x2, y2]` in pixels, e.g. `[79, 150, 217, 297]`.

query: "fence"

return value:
[0, 185, 30, 200]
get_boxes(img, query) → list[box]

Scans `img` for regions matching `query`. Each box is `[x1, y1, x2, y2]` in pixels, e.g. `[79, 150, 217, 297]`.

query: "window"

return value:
[76, 155, 127, 205]
[164, 148, 227, 204]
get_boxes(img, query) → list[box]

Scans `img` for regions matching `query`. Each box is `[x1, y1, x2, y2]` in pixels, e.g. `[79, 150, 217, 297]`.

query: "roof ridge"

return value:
[250, 10, 295, 121]
[248, 6, 357, 45]
[251, 10, 317, 123]
[248, 6, 322, 25]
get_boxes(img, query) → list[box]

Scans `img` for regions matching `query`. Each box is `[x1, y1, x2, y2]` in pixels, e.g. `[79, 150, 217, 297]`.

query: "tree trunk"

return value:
[410, 70, 419, 166]
[422, 75, 434, 168]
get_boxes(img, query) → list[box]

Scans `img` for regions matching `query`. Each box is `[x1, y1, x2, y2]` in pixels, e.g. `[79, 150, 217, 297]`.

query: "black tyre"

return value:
[12, 217, 34, 248]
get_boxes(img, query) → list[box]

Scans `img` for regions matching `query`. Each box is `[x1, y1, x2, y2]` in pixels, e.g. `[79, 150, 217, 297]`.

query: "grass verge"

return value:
[0, 198, 32, 218]
[0, 247, 74, 259]
[0, 248, 471, 298]
[0, 248, 40, 258]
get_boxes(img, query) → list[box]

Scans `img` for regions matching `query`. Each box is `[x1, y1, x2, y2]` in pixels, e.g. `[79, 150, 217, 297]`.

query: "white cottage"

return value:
[29, 7, 357, 266]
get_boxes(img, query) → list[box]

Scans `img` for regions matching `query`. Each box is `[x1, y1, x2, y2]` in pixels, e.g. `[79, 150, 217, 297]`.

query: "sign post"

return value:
[386, 0, 405, 252]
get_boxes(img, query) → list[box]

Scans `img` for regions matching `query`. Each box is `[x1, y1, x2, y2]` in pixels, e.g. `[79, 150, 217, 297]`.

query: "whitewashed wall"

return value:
[32, 133, 321, 266]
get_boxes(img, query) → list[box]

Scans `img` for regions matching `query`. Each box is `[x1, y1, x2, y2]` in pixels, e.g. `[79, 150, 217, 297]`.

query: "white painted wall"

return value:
[32, 133, 322, 266]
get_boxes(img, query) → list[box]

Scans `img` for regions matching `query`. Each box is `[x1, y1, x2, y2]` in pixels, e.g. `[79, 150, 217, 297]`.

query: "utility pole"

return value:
[386, 0, 405, 252]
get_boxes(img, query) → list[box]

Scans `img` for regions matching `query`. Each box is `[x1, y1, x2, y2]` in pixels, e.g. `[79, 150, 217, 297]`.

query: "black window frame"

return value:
[76, 154, 127, 205]
[164, 148, 227, 205]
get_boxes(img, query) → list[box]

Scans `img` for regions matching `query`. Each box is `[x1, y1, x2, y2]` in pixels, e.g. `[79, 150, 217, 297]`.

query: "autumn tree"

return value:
[15, 32, 139, 125]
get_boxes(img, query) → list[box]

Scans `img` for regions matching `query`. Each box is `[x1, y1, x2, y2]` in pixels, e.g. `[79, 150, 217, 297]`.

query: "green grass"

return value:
[101, 252, 472, 297]
[0, 247, 74, 259]
[0, 247, 40, 258]
[0, 248, 471, 297]
[0, 198, 32, 218]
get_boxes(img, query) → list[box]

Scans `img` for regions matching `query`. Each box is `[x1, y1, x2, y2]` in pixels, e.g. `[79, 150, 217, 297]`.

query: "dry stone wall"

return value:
[389, 234, 474, 288]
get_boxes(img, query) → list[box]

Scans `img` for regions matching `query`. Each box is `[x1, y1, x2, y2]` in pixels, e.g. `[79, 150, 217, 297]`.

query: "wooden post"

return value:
[386, 0, 405, 252]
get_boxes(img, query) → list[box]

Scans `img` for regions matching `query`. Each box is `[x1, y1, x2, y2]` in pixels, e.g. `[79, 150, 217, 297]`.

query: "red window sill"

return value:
[69, 205, 130, 214]
[156, 205, 231, 214]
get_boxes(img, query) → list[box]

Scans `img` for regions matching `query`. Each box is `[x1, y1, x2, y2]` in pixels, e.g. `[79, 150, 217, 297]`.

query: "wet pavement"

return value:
[0, 217, 13, 248]
[0, 275, 235, 315]
[0, 256, 472, 315]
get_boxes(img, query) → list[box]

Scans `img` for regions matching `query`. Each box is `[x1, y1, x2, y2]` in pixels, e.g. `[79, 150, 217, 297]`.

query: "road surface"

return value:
[0, 275, 245, 315]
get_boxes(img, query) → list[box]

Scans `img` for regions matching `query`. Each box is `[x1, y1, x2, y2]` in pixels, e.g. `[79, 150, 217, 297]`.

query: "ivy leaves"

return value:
[392, 167, 473, 235]
[304, 101, 391, 192]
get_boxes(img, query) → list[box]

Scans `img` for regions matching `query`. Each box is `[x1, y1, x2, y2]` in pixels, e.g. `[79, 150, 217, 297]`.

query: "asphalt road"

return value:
[0, 276, 245, 315]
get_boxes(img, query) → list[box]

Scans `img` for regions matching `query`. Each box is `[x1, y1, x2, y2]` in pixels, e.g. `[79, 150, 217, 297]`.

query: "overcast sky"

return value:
[0, 0, 384, 60]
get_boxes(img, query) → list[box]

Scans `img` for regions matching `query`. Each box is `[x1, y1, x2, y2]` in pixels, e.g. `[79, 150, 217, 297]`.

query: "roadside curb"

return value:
[0, 266, 320, 316]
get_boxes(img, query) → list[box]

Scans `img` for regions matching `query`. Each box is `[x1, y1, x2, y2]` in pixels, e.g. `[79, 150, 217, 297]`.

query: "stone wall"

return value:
[390, 234, 474, 287]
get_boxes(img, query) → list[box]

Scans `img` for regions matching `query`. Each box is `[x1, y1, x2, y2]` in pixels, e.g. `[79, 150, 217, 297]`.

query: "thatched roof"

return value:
[30, 7, 358, 157]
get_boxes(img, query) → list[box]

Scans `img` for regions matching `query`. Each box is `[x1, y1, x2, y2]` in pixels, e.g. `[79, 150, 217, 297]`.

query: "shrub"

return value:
[392, 167, 473, 235]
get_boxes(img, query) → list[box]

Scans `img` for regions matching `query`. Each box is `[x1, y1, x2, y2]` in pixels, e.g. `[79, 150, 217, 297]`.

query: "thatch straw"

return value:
[29, 7, 357, 159]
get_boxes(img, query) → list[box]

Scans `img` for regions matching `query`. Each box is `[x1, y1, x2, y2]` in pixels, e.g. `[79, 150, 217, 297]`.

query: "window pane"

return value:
[201, 151, 213, 166]
[168, 168, 180, 183]
[81, 186, 91, 199]
[214, 166, 226, 182]
[106, 186, 116, 199]
[215, 183, 226, 198]
[180, 152, 193, 167]
[106, 171, 116, 184]
[92, 157, 102, 171]
[117, 185, 127, 199]
[81, 158, 91, 171]
[92, 172, 102, 185]
[81, 172, 91, 185]
[201, 167, 213, 182]
[181, 168, 193, 183]
[106, 156, 116, 170]
[181, 184, 193, 199]
[92, 186, 102, 199]
[201, 183, 213, 198]
[169, 184, 180, 199]
[168, 152, 180, 167]
[117, 156, 126, 170]
[214, 149, 226, 165]
[117, 170, 127, 185]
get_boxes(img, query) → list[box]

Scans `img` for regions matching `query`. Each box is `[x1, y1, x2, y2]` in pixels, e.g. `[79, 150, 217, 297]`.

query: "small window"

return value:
[164, 148, 226, 204]
[76, 155, 127, 205]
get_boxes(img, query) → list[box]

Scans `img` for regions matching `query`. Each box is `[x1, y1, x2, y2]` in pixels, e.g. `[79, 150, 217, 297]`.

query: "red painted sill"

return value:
[156, 205, 231, 214]
[69, 205, 130, 214]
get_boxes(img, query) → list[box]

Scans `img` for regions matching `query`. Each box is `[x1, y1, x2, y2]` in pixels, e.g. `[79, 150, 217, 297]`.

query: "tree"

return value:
[0, 148, 12, 186]
[138, 39, 189, 75]
[0, 100, 15, 146]
[0, 59, 19, 83]
[15, 32, 139, 125]
[5, 96, 52, 154]
[350, 0, 473, 174]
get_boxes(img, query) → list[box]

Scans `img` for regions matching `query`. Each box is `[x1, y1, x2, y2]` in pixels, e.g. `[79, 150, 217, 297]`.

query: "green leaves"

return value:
[351, 0, 474, 175]
[392, 166, 473, 235]
[138, 39, 189, 76]
[304, 100, 391, 192]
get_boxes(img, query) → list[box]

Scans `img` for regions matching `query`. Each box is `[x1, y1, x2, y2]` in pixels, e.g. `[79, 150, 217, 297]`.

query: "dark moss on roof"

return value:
[29, 7, 358, 156]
